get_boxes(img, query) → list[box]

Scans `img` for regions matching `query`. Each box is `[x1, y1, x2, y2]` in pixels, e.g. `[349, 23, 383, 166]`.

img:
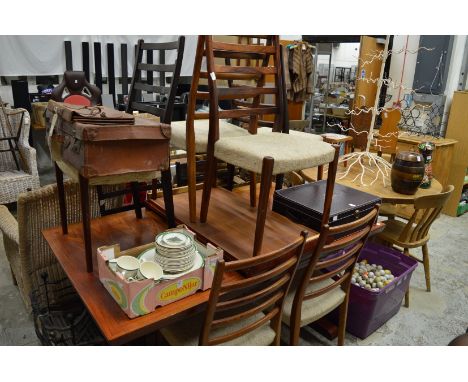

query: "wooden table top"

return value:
[373, 130, 458, 147]
[301, 164, 443, 204]
[42, 209, 241, 345]
[147, 186, 319, 259]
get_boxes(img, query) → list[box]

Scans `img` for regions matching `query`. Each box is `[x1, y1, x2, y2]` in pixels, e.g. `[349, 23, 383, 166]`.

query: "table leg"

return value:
[55, 163, 68, 235]
[79, 174, 93, 273]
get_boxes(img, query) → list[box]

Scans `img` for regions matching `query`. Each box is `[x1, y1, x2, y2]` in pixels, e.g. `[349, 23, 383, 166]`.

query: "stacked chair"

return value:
[98, 37, 186, 217]
[186, 35, 337, 256]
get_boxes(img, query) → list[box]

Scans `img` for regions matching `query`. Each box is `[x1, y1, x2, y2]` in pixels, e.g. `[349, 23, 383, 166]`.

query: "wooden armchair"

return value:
[160, 231, 308, 345]
[377, 185, 454, 306]
[282, 205, 379, 345]
[189, 36, 337, 255]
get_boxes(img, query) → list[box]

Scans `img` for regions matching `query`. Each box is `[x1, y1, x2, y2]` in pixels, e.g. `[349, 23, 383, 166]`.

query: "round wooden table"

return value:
[300, 164, 443, 204]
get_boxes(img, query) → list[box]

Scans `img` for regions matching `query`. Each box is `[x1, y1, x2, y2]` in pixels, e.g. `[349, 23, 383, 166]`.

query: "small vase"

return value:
[418, 142, 435, 189]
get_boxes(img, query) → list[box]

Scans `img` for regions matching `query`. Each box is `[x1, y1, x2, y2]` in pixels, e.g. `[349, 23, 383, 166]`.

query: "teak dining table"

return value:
[42, 186, 319, 344]
[43, 185, 384, 345]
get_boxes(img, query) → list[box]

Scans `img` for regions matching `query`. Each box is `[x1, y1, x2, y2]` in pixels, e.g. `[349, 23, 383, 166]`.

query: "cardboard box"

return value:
[97, 227, 223, 318]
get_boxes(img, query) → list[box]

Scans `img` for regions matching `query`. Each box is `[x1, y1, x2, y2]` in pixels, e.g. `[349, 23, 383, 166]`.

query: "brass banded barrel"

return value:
[391, 151, 425, 195]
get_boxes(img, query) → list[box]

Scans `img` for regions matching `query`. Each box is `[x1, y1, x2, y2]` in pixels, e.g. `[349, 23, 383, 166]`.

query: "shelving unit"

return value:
[444, 91, 468, 216]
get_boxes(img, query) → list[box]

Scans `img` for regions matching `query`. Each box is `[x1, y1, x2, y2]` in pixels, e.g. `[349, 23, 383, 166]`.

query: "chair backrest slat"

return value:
[216, 273, 291, 312]
[199, 231, 308, 346]
[127, 36, 185, 124]
[398, 185, 454, 244]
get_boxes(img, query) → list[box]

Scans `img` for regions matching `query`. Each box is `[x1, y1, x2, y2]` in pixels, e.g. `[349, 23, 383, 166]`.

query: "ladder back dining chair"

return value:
[160, 231, 308, 345]
[188, 35, 337, 256]
[94, 37, 186, 219]
[282, 205, 380, 345]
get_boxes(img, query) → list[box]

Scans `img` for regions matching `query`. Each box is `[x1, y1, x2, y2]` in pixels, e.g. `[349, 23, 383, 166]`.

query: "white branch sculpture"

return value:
[329, 36, 393, 187]
[324, 39, 440, 187]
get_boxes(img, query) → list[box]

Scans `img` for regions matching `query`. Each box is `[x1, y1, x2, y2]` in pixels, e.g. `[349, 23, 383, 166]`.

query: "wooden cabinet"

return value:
[444, 91, 468, 216]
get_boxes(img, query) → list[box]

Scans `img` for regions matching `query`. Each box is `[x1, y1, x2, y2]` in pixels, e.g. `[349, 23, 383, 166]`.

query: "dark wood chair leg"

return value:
[130, 181, 143, 219]
[337, 299, 348, 346]
[161, 169, 176, 228]
[289, 319, 300, 346]
[253, 157, 274, 256]
[54, 163, 68, 235]
[275, 174, 284, 190]
[200, 151, 217, 223]
[249, 171, 257, 207]
[226, 163, 235, 191]
[317, 165, 324, 181]
[79, 174, 93, 273]
[151, 178, 158, 200]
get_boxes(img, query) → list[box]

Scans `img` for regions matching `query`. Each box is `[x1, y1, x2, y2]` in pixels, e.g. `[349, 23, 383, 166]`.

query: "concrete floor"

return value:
[0, 135, 467, 345]
[1, 205, 467, 346]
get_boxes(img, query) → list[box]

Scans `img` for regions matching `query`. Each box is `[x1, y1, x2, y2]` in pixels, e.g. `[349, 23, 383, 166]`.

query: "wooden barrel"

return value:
[391, 151, 425, 195]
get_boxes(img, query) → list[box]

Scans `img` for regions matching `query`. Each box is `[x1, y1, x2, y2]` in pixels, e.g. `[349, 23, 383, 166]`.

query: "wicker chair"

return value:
[0, 107, 40, 204]
[0, 181, 121, 309]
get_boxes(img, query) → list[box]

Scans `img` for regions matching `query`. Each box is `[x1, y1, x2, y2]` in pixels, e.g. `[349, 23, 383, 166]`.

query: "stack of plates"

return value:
[154, 231, 196, 274]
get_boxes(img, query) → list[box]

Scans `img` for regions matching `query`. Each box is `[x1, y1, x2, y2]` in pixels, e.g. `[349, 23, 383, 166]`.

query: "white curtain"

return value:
[0, 35, 197, 77]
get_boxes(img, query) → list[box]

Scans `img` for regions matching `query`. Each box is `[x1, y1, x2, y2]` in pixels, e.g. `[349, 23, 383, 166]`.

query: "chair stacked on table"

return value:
[183, 35, 337, 257]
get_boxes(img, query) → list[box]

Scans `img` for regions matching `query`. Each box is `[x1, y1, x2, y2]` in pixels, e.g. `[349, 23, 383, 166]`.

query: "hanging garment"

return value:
[287, 44, 314, 102]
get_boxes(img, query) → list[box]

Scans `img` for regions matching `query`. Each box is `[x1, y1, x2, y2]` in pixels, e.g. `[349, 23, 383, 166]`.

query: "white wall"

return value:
[441, 35, 467, 134]
[317, 43, 360, 67]
[387, 35, 420, 104]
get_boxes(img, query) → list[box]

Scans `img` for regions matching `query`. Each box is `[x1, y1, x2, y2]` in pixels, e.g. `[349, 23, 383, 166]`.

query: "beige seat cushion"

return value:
[282, 277, 346, 327]
[171, 119, 249, 152]
[170, 120, 323, 153]
[215, 132, 335, 175]
[160, 311, 277, 346]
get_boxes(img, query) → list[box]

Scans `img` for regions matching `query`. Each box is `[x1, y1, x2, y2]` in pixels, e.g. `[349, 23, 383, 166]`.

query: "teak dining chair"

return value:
[160, 231, 308, 345]
[377, 185, 454, 307]
[94, 37, 185, 218]
[188, 36, 336, 255]
[282, 205, 380, 345]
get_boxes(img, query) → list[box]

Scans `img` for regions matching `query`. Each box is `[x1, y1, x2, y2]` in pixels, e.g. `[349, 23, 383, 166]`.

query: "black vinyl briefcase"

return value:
[273, 181, 381, 232]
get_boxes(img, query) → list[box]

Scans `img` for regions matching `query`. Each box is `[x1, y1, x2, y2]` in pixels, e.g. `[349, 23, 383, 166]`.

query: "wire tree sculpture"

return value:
[325, 36, 443, 187]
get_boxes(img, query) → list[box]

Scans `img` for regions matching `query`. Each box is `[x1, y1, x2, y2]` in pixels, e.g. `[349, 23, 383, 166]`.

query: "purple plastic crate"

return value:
[326, 242, 418, 339]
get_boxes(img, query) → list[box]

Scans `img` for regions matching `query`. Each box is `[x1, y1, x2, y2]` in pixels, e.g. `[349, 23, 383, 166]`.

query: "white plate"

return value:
[155, 232, 193, 249]
[138, 248, 203, 280]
